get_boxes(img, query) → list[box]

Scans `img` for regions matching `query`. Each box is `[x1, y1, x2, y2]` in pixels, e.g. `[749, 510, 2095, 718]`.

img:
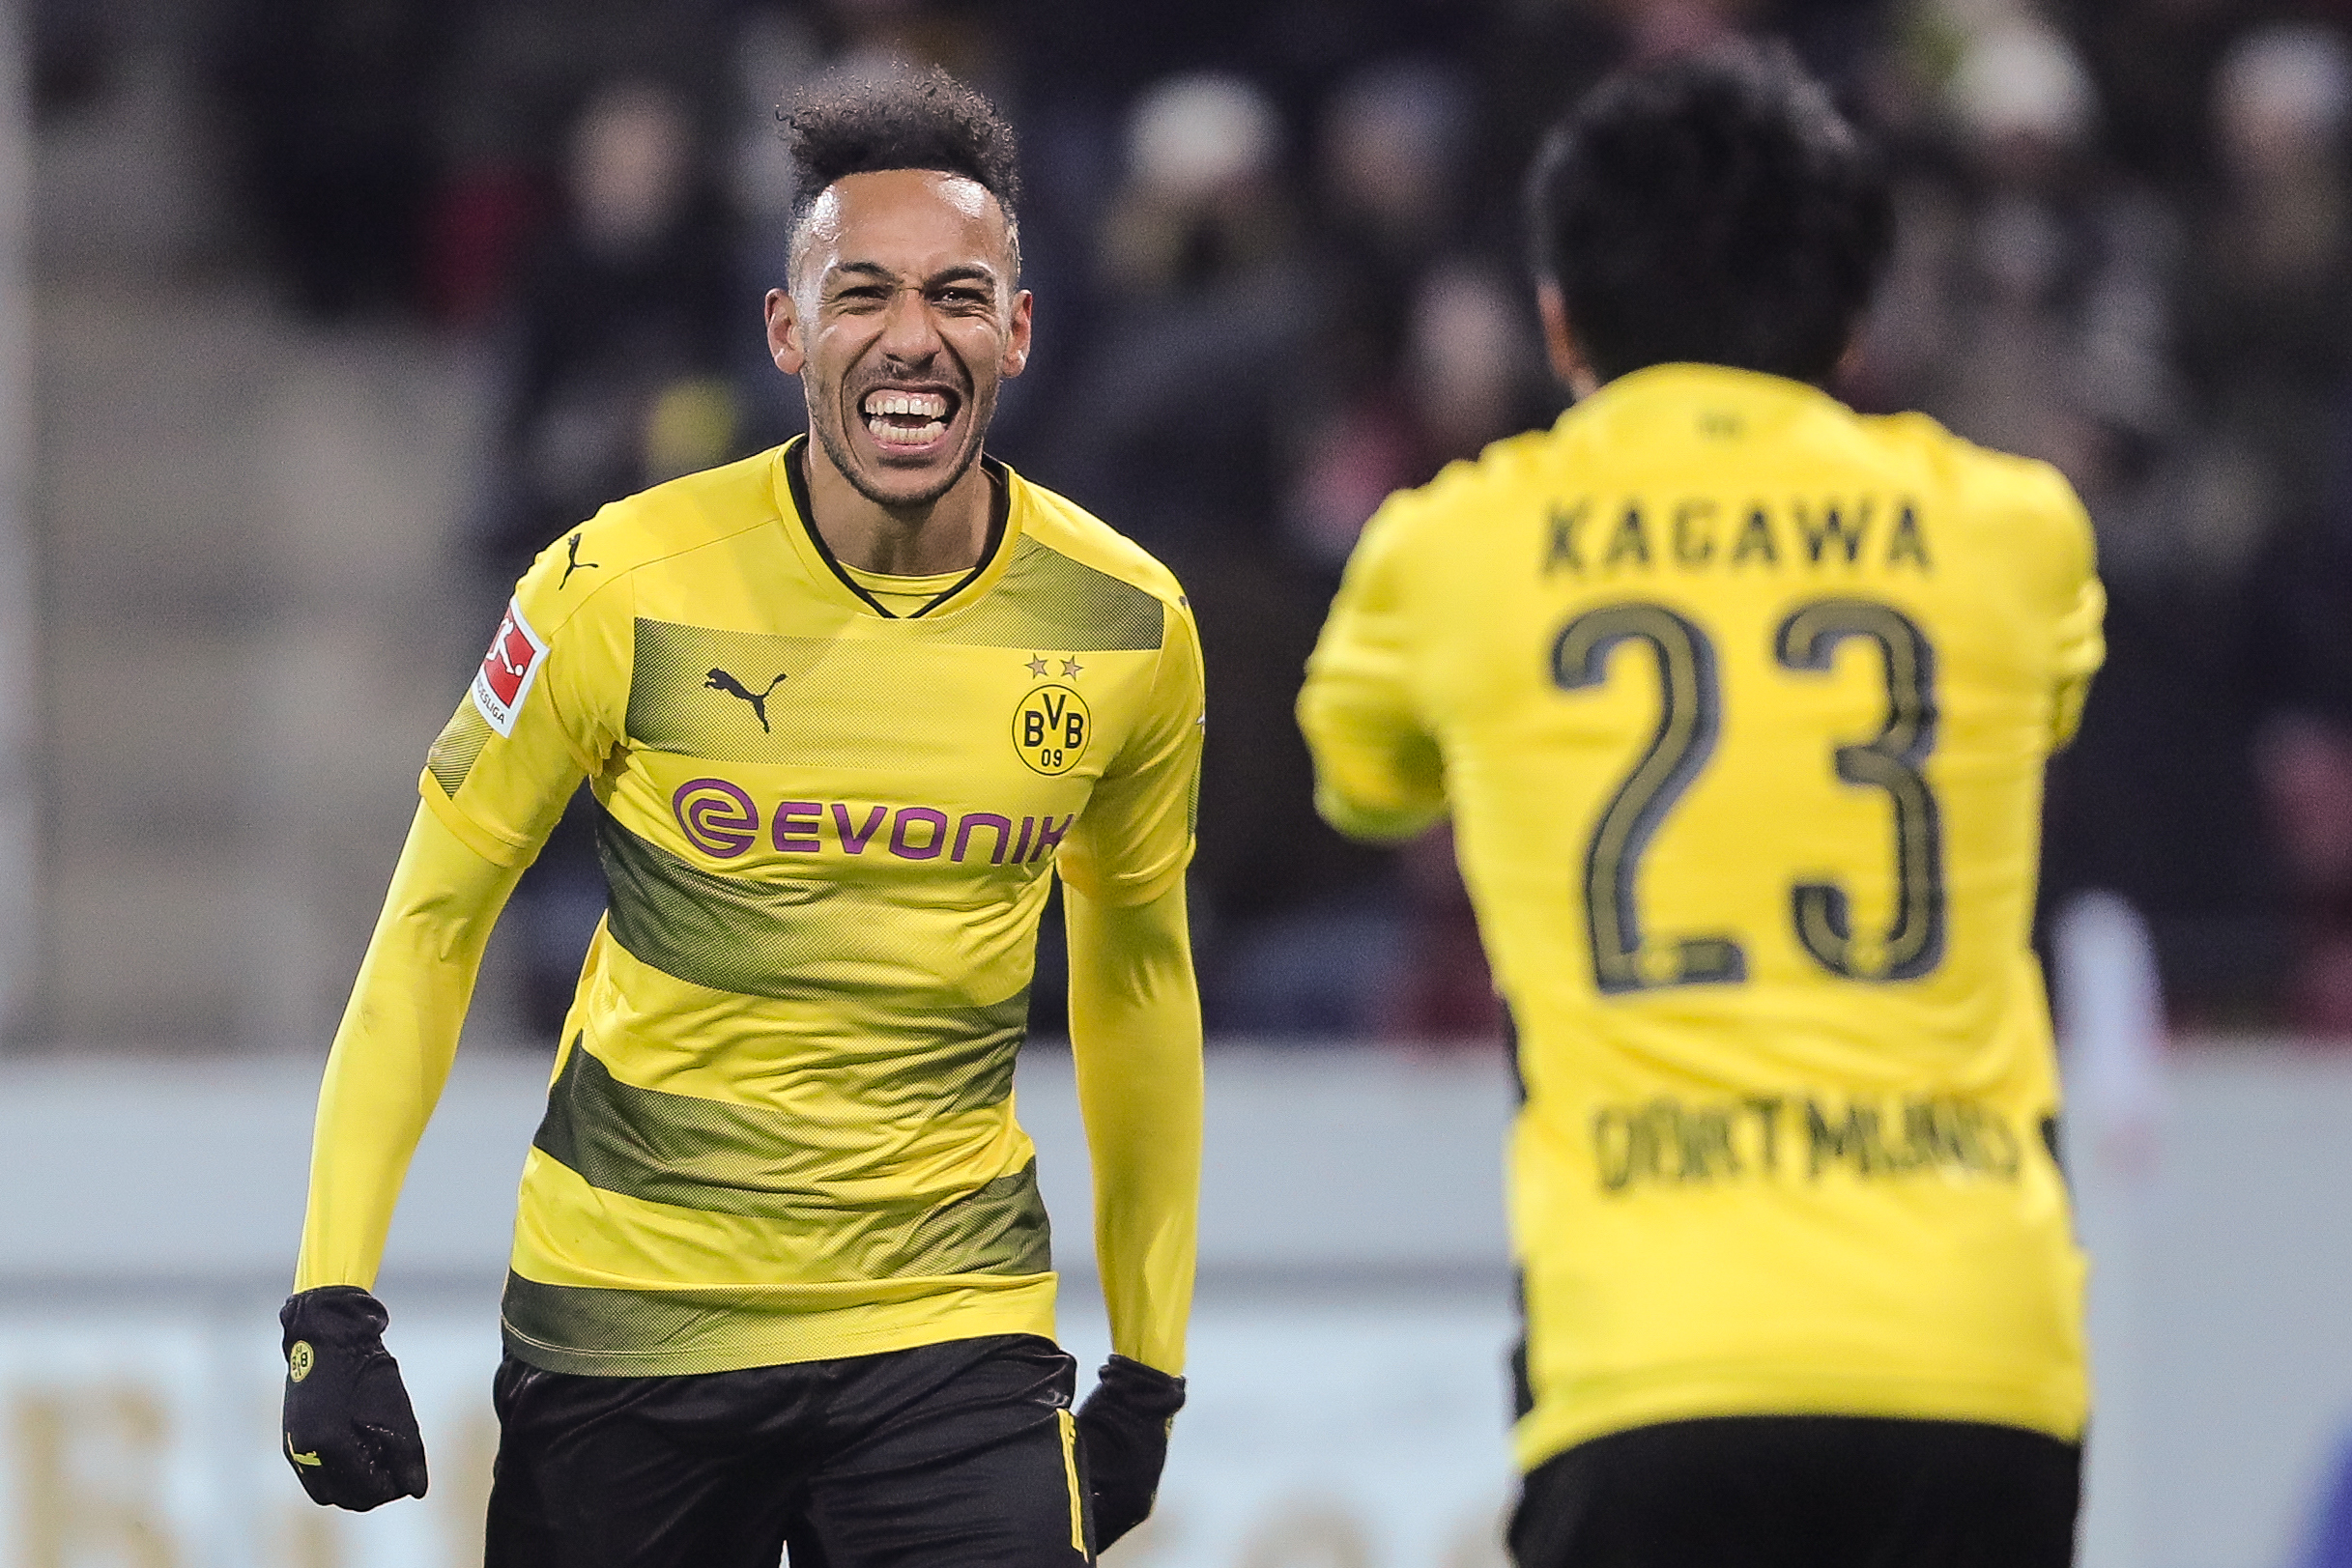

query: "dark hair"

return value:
[781, 65, 1021, 272]
[1525, 41, 1892, 385]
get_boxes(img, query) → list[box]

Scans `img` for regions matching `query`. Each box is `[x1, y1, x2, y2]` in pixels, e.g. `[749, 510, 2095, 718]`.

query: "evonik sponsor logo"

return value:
[673, 779, 1073, 867]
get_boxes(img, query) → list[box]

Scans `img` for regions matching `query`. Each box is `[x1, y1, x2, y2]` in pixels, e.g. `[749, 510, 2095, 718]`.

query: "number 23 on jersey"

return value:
[1552, 596, 1945, 994]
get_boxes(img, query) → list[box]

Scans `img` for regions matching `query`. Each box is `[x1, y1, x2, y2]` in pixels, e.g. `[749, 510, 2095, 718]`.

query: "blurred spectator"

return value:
[2256, 715, 2352, 1035]
[1050, 74, 1314, 629]
[1379, 823, 1506, 1044]
[1284, 260, 1544, 566]
[215, 0, 459, 318]
[2188, 29, 2352, 1026]
[1045, 74, 1401, 1021]
[474, 80, 739, 1037]
[1315, 58, 1476, 298]
[2074, 0, 2247, 189]
[818, 0, 1008, 94]
[1898, 16, 2181, 526]
[726, 6, 826, 451]
[90, 0, 2352, 1036]
[1608, 0, 1752, 63]
[2194, 24, 2352, 1029]
[1283, 60, 1521, 570]
[2182, 25, 2352, 609]
[476, 79, 737, 585]
[424, 0, 733, 326]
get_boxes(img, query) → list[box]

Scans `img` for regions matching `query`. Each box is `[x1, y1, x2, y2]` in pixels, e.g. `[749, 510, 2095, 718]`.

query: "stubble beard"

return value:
[806, 374, 996, 515]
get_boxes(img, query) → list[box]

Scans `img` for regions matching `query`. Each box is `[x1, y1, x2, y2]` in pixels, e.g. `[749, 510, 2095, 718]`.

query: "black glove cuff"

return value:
[1095, 1354, 1187, 1418]
[280, 1286, 391, 1359]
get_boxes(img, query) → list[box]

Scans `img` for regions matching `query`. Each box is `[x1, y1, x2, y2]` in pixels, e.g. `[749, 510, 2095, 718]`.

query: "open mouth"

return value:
[859, 387, 959, 453]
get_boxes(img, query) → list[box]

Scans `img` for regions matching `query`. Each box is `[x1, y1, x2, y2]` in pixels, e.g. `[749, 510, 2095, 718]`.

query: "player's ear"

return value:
[1001, 289, 1034, 379]
[1832, 327, 1868, 388]
[1536, 279, 1601, 399]
[766, 288, 807, 377]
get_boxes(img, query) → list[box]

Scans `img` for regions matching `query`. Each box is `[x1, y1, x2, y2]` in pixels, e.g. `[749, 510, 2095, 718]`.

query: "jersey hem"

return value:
[500, 1275, 1059, 1377]
[1511, 1366, 2088, 1473]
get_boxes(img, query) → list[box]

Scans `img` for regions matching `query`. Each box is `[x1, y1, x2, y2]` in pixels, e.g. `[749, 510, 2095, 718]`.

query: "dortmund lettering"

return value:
[1804, 1098, 1876, 1176]
[1592, 1092, 2025, 1192]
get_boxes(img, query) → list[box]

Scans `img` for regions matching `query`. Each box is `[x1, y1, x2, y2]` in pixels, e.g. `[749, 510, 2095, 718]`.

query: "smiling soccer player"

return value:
[278, 68, 1203, 1568]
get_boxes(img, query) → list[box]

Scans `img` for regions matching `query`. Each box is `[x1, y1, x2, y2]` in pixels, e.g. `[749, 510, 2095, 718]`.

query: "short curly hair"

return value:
[781, 64, 1022, 280]
[1526, 41, 1892, 385]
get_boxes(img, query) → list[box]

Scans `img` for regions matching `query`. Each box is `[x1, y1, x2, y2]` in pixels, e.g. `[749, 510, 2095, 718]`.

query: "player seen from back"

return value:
[277, 66, 1205, 1568]
[1301, 42, 2102, 1568]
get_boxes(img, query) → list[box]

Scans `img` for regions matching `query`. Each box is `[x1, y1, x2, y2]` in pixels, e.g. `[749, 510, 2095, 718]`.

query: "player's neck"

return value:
[800, 443, 993, 577]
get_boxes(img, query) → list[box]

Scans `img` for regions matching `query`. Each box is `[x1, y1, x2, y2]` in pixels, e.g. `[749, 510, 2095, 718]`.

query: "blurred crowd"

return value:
[36, 0, 2352, 1041]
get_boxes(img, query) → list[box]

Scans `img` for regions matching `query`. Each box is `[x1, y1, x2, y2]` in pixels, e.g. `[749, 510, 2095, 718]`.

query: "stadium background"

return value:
[3, 0, 2352, 1563]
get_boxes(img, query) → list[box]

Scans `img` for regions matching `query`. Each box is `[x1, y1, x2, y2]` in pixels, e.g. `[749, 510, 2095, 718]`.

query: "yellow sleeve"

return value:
[1297, 504, 1447, 841]
[1064, 876, 1202, 1375]
[2050, 489, 2106, 749]
[420, 526, 633, 868]
[1058, 597, 1204, 907]
[293, 804, 524, 1291]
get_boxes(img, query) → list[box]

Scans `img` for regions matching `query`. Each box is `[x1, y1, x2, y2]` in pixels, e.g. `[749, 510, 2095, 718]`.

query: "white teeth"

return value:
[862, 390, 950, 418]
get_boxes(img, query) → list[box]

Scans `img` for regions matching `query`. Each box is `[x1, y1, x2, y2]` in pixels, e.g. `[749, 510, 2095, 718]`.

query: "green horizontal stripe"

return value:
[594, 812, 1032, 1085]
[531, 1041, 1049, 1277]
[499, 1270, 1051, 1377]
[533, 1038, 1032, 1212]
[424, 701, 494, 797]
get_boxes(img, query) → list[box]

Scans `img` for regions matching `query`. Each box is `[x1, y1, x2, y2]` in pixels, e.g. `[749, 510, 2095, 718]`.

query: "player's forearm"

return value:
[294, 804, 523, 1292]
[1297, 683, 1448, 842]
[1065, 878, 1202, 1375]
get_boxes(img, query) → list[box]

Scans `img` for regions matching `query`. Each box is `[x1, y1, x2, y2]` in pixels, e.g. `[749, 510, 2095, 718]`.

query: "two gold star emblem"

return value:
[1026, 654, 1082, 678]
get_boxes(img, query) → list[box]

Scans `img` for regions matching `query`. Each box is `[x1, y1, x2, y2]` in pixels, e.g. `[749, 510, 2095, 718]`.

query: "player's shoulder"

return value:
[569, 448, 785, 576]
[1003, 466, 1190, 613]
[1354, 423, 1562, 566]
[515, 448, 785, 630]
[1859, 410, 2088, 531]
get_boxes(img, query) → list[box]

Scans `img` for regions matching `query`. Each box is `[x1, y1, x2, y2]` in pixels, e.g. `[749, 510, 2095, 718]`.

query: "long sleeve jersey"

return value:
[1301, 365, 2104, 1468]
[298, 441, 1205, 1377]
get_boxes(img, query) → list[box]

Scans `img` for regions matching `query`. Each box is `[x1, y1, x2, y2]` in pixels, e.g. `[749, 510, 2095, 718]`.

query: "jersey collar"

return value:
[1565, 361, 1844, 434]
[772, 436, 1021, 620]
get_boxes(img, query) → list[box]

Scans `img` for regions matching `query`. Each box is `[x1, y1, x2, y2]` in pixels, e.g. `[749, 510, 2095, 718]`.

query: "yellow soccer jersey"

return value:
[419, 439, 1203, 1376]
[1300, 364, 2104, 1469]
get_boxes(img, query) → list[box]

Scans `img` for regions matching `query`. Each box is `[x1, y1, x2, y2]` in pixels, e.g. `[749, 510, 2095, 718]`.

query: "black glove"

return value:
[279, 1286, 429, 1510]
[1074, 1354, 1186, 1550]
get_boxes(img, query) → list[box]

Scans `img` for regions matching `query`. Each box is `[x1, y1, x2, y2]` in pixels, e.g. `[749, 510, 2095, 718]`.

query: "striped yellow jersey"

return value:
[1299, 364, 2104, 1469]
[423, 439, 1203, 1376]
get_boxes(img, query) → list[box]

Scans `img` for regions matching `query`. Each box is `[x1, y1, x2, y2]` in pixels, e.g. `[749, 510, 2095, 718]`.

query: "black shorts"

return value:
[1509, 1415, 2080, 1568]
[484, 1333, 1093, 1568]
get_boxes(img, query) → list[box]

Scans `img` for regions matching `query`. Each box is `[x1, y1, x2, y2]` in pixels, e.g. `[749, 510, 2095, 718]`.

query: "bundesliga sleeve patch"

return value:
[471, 598, 547, 737]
